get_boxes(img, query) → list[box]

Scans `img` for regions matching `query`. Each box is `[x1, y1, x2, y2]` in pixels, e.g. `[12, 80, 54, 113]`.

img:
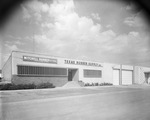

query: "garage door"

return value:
[122, 70, 132, 85]
[113, 69, 120, 85]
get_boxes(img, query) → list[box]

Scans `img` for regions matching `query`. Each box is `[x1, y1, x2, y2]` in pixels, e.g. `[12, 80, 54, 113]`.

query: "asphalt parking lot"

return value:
[1, 85, 150, 120]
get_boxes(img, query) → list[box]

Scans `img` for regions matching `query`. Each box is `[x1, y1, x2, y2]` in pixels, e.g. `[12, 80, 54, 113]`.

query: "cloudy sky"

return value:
[0, 0, 150, 69]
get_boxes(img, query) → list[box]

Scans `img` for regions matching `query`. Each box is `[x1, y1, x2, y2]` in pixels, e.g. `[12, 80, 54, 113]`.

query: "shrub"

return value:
[36, 82, 55, 89]
[91, 83, 94, 86]
[99, 83, 104, 86]
[0, 83, 13, 90]
[84, 82, 113, 87]
[0, 82, 55, 90]
[17, 84, 36, 89]
[85, 83, 88, 86]
[99, 82, 113, 86]
[95, 83, 99, 86]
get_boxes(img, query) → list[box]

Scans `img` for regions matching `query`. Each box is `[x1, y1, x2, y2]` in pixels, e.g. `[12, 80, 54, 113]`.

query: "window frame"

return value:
[17, 65, 68, 77]
[83, 69, 102, 78]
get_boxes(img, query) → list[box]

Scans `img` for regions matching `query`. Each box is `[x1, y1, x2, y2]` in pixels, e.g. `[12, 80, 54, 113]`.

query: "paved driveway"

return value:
[1, 85, 150, 120]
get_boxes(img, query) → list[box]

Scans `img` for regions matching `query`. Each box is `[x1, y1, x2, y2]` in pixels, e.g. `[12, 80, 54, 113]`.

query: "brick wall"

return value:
[12, 75, 68, 87]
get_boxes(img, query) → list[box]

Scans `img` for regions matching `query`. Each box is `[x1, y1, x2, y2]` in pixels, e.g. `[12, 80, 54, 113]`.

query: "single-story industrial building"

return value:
[2, 51, 150, 87]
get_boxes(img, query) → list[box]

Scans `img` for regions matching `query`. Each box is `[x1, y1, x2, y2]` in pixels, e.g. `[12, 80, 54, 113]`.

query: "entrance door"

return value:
[68, 70, 72, 81]
[145, 73, 150, 83]
[68, 69, 78, 81]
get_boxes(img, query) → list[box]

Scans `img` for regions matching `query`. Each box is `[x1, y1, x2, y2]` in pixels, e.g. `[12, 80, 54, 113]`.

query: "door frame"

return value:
[67, 68, 78, 81]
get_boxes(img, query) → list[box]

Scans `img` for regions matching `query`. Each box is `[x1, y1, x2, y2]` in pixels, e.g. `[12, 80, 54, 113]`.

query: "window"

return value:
[84, 69, 102, 78]
[17, 65, 67, 76]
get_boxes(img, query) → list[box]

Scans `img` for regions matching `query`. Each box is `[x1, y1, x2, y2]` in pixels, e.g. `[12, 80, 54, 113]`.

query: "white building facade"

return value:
[2, 51, 150, 87]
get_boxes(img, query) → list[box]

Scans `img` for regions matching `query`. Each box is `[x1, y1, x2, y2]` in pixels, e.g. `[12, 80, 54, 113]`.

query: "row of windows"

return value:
[84, 69, 102, 78]
[17, 65, 67, 76]
[17, 65, 102, 78]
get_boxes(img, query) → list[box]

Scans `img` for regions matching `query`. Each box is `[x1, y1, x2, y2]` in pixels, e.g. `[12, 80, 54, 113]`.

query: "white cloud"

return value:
[6, 34, 22, 40]
[124, 16, 135, 26]
[48, 0, 74, 18]
[22, 5, 31, 21]
[22, 1, 50, 22]
[41, 3, 49, 12]
[124, 11, 147, 28]
[91, 13, 101, 21]
[102, 30, 116, 37]
[129, 31, 139, 37]
[106, 24, 112, 28]
[34, 34, 48, 44]
[126, 2, 139, 12]
[34, 12, 42, 21]
[5, 44, 18, 51]
[32, 1, 132, 58]
[27, 0, 49, 13]
[126, 5, 132, 10]
[24, 0, 150, 65]
[41, 23, 54, 28]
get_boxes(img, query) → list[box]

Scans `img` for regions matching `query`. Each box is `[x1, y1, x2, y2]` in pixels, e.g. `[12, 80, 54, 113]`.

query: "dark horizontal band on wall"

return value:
[84, 69, 102, 78]
[17, 74, 68, 77]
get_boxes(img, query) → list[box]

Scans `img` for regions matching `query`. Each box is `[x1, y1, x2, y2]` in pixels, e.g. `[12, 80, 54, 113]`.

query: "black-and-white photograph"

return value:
[0, 0, 150, 120]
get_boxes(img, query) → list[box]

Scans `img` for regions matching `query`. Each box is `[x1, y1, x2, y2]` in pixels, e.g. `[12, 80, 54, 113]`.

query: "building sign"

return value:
[23, 56, 57, 64]
[64, 59, 102, 67]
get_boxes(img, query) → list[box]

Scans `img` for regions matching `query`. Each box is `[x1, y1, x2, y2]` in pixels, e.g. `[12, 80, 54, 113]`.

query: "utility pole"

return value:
[32, 32, 35, 53]
[119, 64, 122, 85]
[133, 65, 135, 84]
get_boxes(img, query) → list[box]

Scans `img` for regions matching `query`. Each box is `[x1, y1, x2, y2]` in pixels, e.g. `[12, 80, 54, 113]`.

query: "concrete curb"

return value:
[1, 84, 149, 93]
[0, 85, 115, 93]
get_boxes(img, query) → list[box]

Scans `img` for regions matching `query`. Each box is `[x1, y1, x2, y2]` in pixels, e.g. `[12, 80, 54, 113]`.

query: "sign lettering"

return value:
[23, 56, 57, 64]
[64, 60, 102, 67]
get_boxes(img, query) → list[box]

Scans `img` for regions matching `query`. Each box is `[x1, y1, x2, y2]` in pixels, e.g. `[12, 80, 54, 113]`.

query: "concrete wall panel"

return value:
[103, 63, 114, 84]
[113, 69, 120, 85]
[2, 55, 12, 82]
[12, 75, 68, 87]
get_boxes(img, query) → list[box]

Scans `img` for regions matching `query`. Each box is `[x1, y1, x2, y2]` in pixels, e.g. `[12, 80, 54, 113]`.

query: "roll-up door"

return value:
[113, 69, 120, 85]
[122, 70, 132, 85]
